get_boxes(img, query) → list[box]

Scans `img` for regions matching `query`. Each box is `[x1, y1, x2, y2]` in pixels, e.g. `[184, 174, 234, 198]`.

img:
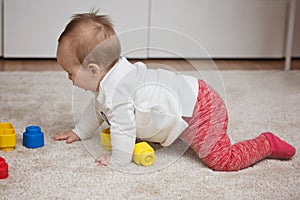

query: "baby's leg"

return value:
[202, 133, 271, 171]
[180, 80, 295, 171]
[203, 132, 295, 171]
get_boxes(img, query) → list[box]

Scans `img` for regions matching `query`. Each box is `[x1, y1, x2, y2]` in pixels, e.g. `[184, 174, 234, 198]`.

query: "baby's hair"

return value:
[58, 10, 121, 65]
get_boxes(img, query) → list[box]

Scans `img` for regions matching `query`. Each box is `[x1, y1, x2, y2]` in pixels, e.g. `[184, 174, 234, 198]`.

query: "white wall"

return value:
[1, 0, 300, 59]
[0, 0, 2, 57]
[3, 0, 149, 58]
[292, 0, 300, 57]
[149, 0, 287, 58]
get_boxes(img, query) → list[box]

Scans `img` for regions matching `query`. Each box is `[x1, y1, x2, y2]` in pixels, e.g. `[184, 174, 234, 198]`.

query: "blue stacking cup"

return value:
[23, 126, 44, 148]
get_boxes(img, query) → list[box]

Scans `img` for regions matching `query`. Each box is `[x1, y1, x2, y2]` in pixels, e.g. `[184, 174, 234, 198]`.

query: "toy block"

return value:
[23, 126, 44, 148]
[133, 142, 155, 167]
[100, 128, 112, 151]
[100, 128, 156, 166]
[0, 122, 17, 152]
[0, 157, 8, 179]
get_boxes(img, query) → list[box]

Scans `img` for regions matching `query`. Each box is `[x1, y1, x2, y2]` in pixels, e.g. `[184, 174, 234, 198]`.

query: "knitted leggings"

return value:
[180, 80, 272, 171]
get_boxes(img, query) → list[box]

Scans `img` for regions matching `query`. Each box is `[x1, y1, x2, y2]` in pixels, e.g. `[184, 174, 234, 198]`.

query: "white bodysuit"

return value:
[73, 57, 198, 166]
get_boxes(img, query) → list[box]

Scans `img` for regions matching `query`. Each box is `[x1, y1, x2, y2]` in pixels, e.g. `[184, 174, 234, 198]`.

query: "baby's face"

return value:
[57, 39, 100, 92]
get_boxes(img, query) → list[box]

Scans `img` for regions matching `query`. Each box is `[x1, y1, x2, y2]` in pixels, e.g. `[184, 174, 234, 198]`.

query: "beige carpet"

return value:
[0, 70, 299, 199]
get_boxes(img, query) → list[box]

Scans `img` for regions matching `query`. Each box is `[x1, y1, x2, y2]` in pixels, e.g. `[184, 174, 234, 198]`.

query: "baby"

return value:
[53, 11, 296, 171]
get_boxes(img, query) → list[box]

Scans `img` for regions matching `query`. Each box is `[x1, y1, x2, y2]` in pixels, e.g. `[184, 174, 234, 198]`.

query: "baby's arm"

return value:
[53, 97, 104, 143]
[106, 103, 136, 166]
[72, 98, 104, 140]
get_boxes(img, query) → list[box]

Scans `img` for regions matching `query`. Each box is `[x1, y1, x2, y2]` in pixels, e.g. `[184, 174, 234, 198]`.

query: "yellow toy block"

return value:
[133, 142, 155, 167]
[100, 128, 112, 151]
[100, 128, 155, 166]
[0, 122, 17, 152]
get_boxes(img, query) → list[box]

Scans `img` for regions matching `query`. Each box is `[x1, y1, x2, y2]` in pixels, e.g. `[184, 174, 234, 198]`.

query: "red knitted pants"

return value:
[180, 80, 272, 171]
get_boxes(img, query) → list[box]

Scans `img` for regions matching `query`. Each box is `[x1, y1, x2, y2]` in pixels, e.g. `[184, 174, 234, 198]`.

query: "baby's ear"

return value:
[88, 63, 100, 76]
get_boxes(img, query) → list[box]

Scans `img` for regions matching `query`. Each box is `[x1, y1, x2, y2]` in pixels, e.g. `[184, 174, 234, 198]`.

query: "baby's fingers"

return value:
[52, 132, 68, 141]
[52, 131, 80, 144]
[95, 158, 108, 166]
[95, 155, 110, 166]
[66, 135, 79, 144]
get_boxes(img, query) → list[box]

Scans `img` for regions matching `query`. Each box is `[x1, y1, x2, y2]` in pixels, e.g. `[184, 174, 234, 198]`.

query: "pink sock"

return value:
[262, 132, 296, 159]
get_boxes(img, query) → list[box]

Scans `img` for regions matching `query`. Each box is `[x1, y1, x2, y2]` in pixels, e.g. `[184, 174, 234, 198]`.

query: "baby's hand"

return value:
[95, 154, 111, 166]
[52, 131, 80, 144]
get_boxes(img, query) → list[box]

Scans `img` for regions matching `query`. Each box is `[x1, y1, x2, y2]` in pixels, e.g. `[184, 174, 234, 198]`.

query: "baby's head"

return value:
[57, 10, 121, 91]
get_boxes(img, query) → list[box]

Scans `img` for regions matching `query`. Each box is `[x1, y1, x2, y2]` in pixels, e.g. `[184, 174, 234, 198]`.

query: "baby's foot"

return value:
[262, 132, 296, 159]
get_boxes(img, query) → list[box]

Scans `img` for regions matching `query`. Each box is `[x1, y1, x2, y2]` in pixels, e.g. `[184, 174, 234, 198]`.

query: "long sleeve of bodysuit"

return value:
[107, 101, 136, 166]
[72, 96, 104, 140]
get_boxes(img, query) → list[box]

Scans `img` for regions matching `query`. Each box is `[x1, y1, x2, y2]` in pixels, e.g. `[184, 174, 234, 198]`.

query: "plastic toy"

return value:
[0, 122, 17, 152]
[23, 126, 44, 148]
[132, 142, 155, 167]
[100, 128, 156, 166]
[0, 157, 9, 179]
[100, 128, 112, 151]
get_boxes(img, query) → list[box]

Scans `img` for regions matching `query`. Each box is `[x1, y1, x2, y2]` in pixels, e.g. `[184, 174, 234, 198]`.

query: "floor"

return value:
[0, 58, 299, 71]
